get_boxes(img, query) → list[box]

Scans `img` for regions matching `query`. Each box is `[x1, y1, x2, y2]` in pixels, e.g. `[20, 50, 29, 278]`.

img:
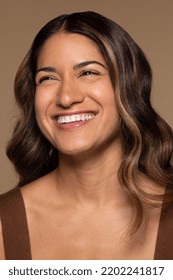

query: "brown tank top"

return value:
[0, 187, 31, 260]
[0, 187, 173, 260]
[154, 186, 173, 259]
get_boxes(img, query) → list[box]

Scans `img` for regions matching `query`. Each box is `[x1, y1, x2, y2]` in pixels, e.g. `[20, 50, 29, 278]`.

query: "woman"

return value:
[0, 11, 173, 260]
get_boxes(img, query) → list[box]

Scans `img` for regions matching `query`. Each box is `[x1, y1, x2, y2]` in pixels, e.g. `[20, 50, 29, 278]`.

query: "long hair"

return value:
[7, 11, 173, 232]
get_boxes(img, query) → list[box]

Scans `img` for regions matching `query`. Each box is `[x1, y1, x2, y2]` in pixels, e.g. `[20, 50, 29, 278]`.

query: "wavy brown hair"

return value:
[7, 11, 173, 232]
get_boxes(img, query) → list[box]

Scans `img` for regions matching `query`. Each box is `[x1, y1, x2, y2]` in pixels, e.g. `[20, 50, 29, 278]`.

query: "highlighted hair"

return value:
[7, 11, 173, 232]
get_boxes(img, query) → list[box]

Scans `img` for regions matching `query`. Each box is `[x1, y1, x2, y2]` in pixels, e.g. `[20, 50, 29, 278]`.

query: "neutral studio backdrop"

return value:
[0, 0, 172, 194]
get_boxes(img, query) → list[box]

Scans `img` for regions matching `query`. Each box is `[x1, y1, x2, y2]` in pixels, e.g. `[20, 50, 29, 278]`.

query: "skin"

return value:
[34, 33, 121, 157]
[0, 33, 163, 260]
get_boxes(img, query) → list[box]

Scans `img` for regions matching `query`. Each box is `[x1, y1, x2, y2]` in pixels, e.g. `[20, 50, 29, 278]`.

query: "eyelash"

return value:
[78, 70, 100, 78]
[36, 70, 101, 85]
[37, 76, 55, 84]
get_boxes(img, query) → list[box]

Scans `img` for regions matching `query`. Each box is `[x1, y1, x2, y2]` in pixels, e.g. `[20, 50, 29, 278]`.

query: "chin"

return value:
[59, 146, 92, 157]
[55, 140, 91, 154]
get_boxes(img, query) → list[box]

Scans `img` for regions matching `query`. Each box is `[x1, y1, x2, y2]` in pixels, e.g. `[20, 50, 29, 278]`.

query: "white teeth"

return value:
[57, 113, 95, 124]
[76, 115, 80, 121]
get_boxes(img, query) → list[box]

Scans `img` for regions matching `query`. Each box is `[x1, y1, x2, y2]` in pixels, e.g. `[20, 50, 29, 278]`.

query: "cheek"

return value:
[34, 93, 53, 143]
[34, 97, 44, 131]
[35, 89, 51, 117]
[92, 83, 120, 130]
[34, 94, 41, 116]
[34, 95, 49, 135]
[35, 101, 43, 128]
[99, 83, 118, 113]
[90, 80, 116, 104]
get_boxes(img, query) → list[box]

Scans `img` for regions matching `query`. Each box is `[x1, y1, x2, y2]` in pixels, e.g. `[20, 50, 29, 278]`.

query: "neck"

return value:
[52, 143, 129, 210]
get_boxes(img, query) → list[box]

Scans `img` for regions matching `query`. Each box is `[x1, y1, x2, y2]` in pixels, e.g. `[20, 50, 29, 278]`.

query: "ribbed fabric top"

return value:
[0, 188, 31, 260]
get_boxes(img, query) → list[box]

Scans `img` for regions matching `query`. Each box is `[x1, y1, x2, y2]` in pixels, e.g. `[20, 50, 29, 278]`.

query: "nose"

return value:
[56, 79, 85, 108]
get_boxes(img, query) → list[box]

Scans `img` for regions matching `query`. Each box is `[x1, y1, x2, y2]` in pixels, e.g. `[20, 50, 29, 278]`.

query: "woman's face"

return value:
[35, 32, 121, 156]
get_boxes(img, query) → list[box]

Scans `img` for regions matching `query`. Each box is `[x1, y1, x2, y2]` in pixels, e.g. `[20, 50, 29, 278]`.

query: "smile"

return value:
[57, 113, 95, 124]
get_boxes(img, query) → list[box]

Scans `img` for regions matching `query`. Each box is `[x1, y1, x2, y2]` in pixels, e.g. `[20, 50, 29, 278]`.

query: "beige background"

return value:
[0, 0, 172, 194]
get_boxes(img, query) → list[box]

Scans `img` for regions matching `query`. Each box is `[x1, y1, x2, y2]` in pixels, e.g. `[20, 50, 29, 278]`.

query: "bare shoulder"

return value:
[20, 170, 60, 214]
[0, 219, 5, 259]
[21, 170, 55, 197]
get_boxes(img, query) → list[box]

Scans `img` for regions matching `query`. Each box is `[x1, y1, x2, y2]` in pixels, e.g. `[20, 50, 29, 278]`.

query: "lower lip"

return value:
[55, 118, 95, 130]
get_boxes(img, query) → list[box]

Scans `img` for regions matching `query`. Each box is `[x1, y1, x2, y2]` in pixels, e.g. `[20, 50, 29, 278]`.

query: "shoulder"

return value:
[0, 188, 21, 260]
[0, 219, 5, 259]
[0, 187, 25, 227]
[20, 170, 56, 204]
[0, 187, 19, 198]
[0, 187, 21, 210]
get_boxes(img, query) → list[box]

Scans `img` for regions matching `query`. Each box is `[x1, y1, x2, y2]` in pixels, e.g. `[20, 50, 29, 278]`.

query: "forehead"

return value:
[37, 32, 105, 65]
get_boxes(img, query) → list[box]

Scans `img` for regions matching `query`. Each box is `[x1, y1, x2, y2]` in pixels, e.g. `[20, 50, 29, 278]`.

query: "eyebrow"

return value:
[36, 66, 57, 74]
[73, 60, 107, 70]
[36, 60, 107, 75]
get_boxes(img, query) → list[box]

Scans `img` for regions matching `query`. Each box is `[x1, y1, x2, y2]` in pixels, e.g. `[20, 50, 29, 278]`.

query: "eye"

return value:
[78, 70, 100, 78]
[38, 76, 54, 84]
[35, 75, 58, 85]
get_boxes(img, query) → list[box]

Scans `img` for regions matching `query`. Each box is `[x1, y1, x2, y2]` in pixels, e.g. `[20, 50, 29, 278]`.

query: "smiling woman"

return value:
[34, 32, 120, 156]
[0, 11, 173, 260]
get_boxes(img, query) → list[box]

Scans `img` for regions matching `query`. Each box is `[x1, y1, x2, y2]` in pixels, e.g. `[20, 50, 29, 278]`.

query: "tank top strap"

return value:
[0, 187, 32, 260]
[154, 186, 173, 260]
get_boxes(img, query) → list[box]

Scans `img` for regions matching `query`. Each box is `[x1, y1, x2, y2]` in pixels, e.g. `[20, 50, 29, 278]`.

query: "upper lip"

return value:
[51, 110, 98, 119]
